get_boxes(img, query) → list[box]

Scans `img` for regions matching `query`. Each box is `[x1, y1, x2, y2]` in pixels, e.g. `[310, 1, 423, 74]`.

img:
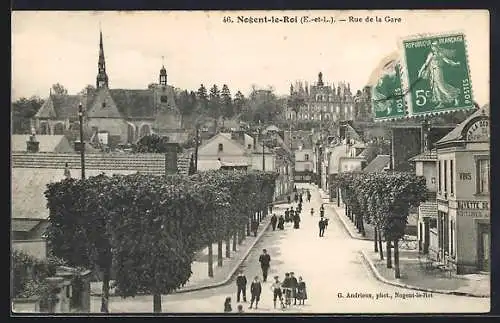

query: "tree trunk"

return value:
[360, 216, 366, 237]
[208, 243, 214, 277]
[386, 240, 392, 268]
[378, 228, 384, 260]
[394, 239, 401, 278]
[374, 227, 379, 252]
[217, 240, 223, 267]
[153, 293, 162, 313]
[233, 232, 237, 250]
[239, 226, 244, 244]
[226, 236, 231, 258]
[246, 218, 251, 236]
[100, 266, 110, 313]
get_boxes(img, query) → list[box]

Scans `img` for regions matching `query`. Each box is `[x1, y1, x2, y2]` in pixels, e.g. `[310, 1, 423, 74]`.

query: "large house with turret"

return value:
[32, 31, 185, 146]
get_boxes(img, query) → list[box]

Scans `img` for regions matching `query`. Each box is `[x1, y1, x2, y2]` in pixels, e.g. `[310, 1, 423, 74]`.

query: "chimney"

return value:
[164, 143, 178, 174]
[26, 130, 39, 153]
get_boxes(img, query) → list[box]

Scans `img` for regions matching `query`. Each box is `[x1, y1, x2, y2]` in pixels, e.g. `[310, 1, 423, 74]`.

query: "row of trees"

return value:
[44, 170, 277, 313]
[336, 171, 427, 278]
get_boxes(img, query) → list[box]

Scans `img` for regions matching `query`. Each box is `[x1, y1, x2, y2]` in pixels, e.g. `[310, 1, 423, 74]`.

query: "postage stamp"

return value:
[371, 57, 407, 121]
[401, 32, 475, 116]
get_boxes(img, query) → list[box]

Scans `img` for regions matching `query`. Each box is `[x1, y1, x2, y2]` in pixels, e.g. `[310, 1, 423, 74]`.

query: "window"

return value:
[247, 144, 252, 149]
[160, 95, 168, 103]
[450, 160, 454, 195]
[218, 143, 223, 152]
[450, 220, 454, 256]
[438, 160, 442, 192]
[102, 101, 106, 108]
[444, 160, 448, 193]
[305, 154, 309, 161]
[476, 158, 490, 194]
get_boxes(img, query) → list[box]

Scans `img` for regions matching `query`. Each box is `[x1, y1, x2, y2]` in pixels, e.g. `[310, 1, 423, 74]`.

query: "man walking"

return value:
[271, 276, 284, 309]
[271, 213, 278, 231]
[249, 276, 262, 309]
[236, 270, 247, 302]
[259, 249, 271, 282]
[320, 204, 325, 218]
[251, 219, 259, 237]
[290, 272, 298, 305]
[318, 218, 326, 237]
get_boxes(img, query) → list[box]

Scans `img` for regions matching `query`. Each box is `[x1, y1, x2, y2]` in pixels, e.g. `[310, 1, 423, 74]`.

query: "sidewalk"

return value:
[91, 204, 293, 296]
[330, 203, 490, 298]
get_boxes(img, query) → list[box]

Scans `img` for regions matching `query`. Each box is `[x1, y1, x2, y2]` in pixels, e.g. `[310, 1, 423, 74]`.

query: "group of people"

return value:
[270, 206, 302, 231]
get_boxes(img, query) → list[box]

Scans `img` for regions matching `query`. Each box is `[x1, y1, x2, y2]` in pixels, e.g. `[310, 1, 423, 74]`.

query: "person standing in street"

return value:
[249, 276, 262, 309]
[294, 193, 298, 204]
[271, 276, 284, 309]
[251, 219, 259, 237]
[293, 212, 301, 229]
[236, 270, 247, 302]
[237, 304, 244, 313]
[307, 190, 311, 203]
[224, 297, 232, 312]
[310, 207, 315, 217]
[278, 215, 285, 230]
[271, 213, 277, 231]
[259, 249, 271, 282]
[320, 204, 325, 218]
[284, 208, 290, 223]
[318, 218, 326, 237]
[296, 276, 308, 305]
[289, 272, 298, 305]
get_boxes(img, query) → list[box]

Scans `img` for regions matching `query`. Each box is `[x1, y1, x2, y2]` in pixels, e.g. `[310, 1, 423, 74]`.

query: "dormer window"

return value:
[218, 143, 224, 152]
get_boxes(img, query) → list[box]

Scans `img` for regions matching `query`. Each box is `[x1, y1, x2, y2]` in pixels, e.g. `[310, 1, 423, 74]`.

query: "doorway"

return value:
[477, 223, 490, 272]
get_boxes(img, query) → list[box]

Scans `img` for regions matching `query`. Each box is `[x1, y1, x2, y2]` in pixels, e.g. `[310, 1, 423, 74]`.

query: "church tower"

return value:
[96, 30, 109, 89]
[159, 56, 167, 86]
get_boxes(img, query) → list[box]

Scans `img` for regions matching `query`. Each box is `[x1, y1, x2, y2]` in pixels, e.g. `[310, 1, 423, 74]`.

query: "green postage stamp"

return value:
[402, 33, 474, 116]
[371, 58, 407, 121]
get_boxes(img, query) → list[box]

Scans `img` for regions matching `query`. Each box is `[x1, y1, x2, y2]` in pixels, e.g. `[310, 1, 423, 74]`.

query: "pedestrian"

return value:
[287, 195, 291, 204]
[310, 208, 315, 217]
[294, 193, 298, 203]
[297, 203, 302, 214]
[293, 185, 297, 193]
[299, 194, 303, 204]
[271, 213, 277, 231]
[249, 276, 262, 309]
[307, 190, 311, 203]
[320, 204, 325, 218]
[259, 249, 271, 282]
[271, 276, 285, 309]
[296, 276, 308, 305]
[318, 218, 326, 237]
[224, 297, 232, 313]
[251, 219, 259, 237]
[289, 272, 298, 305]
[324, 218, 329, 230]
[278, 215, 285, 230]
[293, 212, 301, 229]
[284, 208, 290, 223]
[236, 270, 247, 302]
[281, 273, 292, 306]
[237, 304, 244, 313]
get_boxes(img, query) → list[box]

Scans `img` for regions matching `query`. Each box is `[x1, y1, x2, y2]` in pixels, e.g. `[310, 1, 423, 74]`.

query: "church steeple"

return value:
[159, 56, 167, 86]
[96, 29, 109, 89]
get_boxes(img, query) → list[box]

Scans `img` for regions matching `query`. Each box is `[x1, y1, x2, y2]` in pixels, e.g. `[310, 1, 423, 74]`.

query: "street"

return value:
[91, 184, 490, 313]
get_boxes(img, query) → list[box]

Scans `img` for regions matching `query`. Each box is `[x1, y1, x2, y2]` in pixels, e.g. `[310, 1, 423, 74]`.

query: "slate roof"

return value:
[357, 145, 379, 164]
[35, 95, 83, 120]
[408, 149, 438, 162]
[436, 104, 489, 145]
[363, 154, 390, 173]
[109, 89, 157, 118]
[11, 135, 74, 153]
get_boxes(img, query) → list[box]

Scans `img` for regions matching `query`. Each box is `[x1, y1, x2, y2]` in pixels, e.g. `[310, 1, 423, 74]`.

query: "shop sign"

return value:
[457, 200, 489, 210]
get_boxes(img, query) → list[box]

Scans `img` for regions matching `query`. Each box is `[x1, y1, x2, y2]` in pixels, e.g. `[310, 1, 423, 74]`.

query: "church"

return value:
[32, 31, 185, 146]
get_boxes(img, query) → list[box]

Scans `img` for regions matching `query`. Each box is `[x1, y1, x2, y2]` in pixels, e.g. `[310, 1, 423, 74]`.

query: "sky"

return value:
[12, 10, 489, 105]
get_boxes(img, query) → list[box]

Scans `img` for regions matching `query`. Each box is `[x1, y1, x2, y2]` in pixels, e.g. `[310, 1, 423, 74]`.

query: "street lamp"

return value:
[78, 103, 86, 179]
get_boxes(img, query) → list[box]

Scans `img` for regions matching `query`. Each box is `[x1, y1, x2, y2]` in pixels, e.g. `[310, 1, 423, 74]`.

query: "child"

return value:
[224, 297, 232, 312]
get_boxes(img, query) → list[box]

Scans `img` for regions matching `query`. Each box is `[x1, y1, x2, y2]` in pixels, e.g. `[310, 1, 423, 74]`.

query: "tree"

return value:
[176, 90, 197, 117]
[196, 84, 208, 111]
[134, 134, 171, 153]
[209, 84, 221, 130]
[243, 87, 282, 124]
[11, 96, 44, 134]
[188, 154, 196, 175]
[51, 83, 68, 96]
[233, 91, 246, 116]
[78, 84, 96, 96]
[220, 84, 233, 125]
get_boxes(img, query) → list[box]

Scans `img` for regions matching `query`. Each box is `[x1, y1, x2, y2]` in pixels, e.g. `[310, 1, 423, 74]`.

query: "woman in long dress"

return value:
[296, 276, 307, 305]
[417, 41, 461, 108]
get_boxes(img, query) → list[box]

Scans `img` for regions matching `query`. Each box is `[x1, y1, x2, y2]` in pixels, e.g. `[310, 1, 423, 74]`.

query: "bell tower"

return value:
[159, 56, 167, 86]
[96, 29, 109, 89]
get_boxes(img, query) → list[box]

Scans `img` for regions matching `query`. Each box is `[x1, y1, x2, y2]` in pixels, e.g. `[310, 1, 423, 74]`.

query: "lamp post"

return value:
[78, 103, 86, 179]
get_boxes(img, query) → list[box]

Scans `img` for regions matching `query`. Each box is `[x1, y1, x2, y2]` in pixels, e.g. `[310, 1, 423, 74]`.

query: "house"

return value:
[11, 135, 74, 153]
[32, 30, 185, 147]
[432, 104, 490, 274]
[362, 154, 390, 173]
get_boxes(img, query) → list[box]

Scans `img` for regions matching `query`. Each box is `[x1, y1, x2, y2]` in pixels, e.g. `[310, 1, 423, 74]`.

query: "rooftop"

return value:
[11, 135, 74, 153]
[363, 154, 391, 173]
[436, 104, 489, 145]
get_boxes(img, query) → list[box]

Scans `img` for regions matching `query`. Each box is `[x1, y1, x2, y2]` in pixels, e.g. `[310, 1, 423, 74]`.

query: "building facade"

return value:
[285, 72, 372, 123]
[32, 31, 184, 146]
[432, 105, 490, 274]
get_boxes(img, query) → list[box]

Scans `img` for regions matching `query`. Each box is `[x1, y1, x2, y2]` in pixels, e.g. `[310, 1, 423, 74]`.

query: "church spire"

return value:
[159, 56, 167, 86]
[96, 29, 109, 88]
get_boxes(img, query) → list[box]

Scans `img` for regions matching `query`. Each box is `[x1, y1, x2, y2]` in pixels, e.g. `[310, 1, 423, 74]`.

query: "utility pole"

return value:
[194, 125, 199, 172]
[78, 103, 86, 179]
